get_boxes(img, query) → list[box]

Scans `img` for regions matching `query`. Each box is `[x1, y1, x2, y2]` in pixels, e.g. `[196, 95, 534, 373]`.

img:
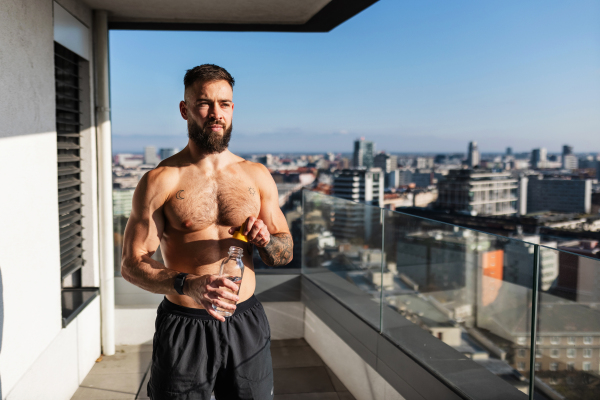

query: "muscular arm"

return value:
[257, 233, 293, 267]
[120, 169, 180, 294]
[254, 164, 293, 267]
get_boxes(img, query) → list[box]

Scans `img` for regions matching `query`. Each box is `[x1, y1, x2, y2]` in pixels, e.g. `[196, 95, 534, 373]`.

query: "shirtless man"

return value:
[121, 64, 293, 400]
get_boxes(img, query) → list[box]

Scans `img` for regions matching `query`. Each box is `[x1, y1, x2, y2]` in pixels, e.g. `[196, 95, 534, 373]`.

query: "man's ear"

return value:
[179, 100, 188, 120]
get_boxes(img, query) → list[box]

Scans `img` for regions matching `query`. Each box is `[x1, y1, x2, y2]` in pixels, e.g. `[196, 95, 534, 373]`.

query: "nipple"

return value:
[232, 222, 248, 242]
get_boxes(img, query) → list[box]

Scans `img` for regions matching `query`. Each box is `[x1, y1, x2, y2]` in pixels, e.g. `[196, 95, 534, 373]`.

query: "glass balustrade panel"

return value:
[302, 190, 383, 330]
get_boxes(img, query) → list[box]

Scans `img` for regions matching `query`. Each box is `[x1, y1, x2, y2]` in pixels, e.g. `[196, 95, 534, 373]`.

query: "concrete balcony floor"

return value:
[71, 339, 356, 400]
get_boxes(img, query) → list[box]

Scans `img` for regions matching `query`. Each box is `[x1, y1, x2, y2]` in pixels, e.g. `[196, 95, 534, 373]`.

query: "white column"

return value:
[93, 10, 115, 356]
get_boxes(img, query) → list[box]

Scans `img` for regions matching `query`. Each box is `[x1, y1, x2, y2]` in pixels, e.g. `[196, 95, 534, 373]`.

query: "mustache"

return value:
[203, 120, 226, 129]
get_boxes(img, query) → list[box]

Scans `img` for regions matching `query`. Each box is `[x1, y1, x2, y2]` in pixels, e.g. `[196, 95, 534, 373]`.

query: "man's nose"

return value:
[210, 104, 223, 120]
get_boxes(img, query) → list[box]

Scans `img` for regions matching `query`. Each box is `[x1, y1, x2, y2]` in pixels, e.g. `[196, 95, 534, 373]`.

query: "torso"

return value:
[158, 151, 262, 309]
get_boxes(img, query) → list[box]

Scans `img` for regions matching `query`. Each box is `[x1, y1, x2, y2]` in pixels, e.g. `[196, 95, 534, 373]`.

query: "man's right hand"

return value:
[183, 274, 240, 322]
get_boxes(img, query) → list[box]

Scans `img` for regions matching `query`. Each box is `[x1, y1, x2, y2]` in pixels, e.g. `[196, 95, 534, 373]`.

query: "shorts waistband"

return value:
[160, 295, 259, 320]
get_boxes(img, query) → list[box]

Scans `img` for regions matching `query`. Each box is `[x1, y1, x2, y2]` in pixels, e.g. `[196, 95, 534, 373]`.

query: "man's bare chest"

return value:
[164, 174, 260, 232]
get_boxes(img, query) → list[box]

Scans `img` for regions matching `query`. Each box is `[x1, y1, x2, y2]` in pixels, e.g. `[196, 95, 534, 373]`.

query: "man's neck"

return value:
[185, 139, 234, 170]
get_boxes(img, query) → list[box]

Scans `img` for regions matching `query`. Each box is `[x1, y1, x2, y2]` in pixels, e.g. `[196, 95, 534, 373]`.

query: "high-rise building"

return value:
[530, 148, 547, 169]
[527, 177, 592, 214]
[562, 145, 577, 170]
[331, 168, 384, 240]
[386, 169, 413, 188]
[467, 141, 480, 168]
[353, 138, 375, 169]
[144, 146, 159, 165]
[374, 152, 397, 173]
[159, 147, 179, 160]
[332, 168, 384, 206]
[436, 170, 518, 216]
[506, 147, 513, 156]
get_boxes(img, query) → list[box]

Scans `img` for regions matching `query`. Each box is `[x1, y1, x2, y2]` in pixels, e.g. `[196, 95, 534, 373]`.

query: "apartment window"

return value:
[517, 337, 526, 345]
[568, 337, 576, 345]
[549, 377, 558, 385]
[550, 363, 558, 371]
[536, 348, 542, 358]
[536, 336, 543, 345]
[584, 348, 592, 358]
[583, 362, 591, 371]
[551, 349, 560, 358]
[584, 337, 593, 345]
[567, 362, 575, 371]
[551, 336, 560, 345]
[518, 349, 526, 358]
[54, 42, 97, 327]
[535, 362, 541, 371]
[517, 362, 525, 371]
[567, 348, 576, 358]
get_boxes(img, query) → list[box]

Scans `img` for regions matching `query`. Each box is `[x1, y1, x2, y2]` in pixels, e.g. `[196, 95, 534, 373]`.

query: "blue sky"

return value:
[109, 0, 600, 154]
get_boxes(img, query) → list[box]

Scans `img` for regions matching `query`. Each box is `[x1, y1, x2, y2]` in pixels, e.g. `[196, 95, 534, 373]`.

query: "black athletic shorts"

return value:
[147, 295, 273, 400]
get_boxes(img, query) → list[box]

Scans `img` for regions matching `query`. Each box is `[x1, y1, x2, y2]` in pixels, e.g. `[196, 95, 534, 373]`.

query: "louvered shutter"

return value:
[55, 42, 85, 281]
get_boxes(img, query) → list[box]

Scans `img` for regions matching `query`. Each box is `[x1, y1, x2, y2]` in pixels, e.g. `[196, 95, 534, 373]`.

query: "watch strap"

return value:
[174, 272, 189, 295]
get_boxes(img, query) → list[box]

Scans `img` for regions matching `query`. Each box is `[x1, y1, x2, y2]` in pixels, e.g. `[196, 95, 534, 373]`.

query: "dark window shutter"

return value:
[54, 42, 85, 281]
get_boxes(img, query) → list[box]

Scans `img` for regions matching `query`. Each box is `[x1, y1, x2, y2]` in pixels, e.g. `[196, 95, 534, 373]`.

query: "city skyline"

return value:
[109, 0, 600, 153]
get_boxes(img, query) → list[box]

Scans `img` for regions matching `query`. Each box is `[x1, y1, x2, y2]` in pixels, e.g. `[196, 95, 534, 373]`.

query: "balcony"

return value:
[101, 190, 600, 400]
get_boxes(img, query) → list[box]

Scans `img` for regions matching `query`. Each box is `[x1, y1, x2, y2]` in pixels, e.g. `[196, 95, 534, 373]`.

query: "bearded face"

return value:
[187, 117, 232, 154]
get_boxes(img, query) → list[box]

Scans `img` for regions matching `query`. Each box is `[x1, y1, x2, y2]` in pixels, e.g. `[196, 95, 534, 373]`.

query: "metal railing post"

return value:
[528, 244, 541, 399]
[379, 208, 385, 334]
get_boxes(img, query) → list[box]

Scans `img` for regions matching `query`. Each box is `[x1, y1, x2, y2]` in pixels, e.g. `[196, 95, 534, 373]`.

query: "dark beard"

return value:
[187, 118, 232, 154]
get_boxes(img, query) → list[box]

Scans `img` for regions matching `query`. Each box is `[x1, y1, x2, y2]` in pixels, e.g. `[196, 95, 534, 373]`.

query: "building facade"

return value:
[353, 138, 375, 169]
[527, 177, 592, 214]
[436, 170, 518, 216]
[467, 141, 480, 168]
[374, 152, 397, 173]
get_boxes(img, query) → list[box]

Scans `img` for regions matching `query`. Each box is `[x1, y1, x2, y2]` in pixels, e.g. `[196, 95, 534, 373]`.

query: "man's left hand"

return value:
[229, 216, 270, 247]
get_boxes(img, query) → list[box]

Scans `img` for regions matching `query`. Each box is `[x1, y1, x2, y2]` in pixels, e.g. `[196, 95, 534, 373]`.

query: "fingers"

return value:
[243, 216, 256, 235]
[212, 276, 241, 295]
[228, 226, 241, 235]
[244, 218, 270, 247]
[206, 307, 226, 322]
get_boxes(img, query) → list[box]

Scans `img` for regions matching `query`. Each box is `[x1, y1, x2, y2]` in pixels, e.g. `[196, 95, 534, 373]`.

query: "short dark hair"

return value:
[183, 64, 235, 90]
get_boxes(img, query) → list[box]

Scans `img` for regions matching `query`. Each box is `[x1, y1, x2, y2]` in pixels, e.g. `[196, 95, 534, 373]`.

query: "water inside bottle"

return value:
[214, 276, 242, 317]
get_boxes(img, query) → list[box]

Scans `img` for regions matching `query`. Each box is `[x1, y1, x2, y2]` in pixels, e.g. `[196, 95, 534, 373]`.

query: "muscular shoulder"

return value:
[137, 165, 180, 205]
[236, 160, 272, 187]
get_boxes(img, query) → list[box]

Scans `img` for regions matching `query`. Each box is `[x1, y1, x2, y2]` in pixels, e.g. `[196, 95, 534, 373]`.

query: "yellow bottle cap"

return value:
[232, 223, 248, 242]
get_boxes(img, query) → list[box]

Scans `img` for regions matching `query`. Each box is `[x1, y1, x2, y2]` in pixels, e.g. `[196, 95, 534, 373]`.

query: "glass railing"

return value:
[302, 190, 600, 400]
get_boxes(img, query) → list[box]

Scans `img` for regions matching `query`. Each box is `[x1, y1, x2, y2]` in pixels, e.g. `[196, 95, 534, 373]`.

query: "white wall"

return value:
[0, 132, 63, 397]
[7, 297, 101, 400]
[0, 0, 100, 398]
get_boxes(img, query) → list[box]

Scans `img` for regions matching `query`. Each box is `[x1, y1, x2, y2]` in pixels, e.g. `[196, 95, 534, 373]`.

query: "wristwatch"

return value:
[174, 272, 189, 295]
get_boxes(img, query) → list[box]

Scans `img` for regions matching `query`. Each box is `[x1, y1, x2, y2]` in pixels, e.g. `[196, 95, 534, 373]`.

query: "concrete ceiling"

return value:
[82, 0, 379, 32]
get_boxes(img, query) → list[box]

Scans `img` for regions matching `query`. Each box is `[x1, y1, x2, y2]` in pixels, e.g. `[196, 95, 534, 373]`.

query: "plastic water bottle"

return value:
[212, 246, 245, 317]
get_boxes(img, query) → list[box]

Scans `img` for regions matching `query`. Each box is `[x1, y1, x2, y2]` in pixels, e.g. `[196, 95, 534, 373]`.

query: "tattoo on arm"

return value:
[258, 233, 293, 267]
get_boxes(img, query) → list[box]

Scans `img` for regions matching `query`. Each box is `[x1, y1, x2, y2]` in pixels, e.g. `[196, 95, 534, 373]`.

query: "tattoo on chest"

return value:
[248, 187, 255, 196]
[176, 190, 185, 200]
